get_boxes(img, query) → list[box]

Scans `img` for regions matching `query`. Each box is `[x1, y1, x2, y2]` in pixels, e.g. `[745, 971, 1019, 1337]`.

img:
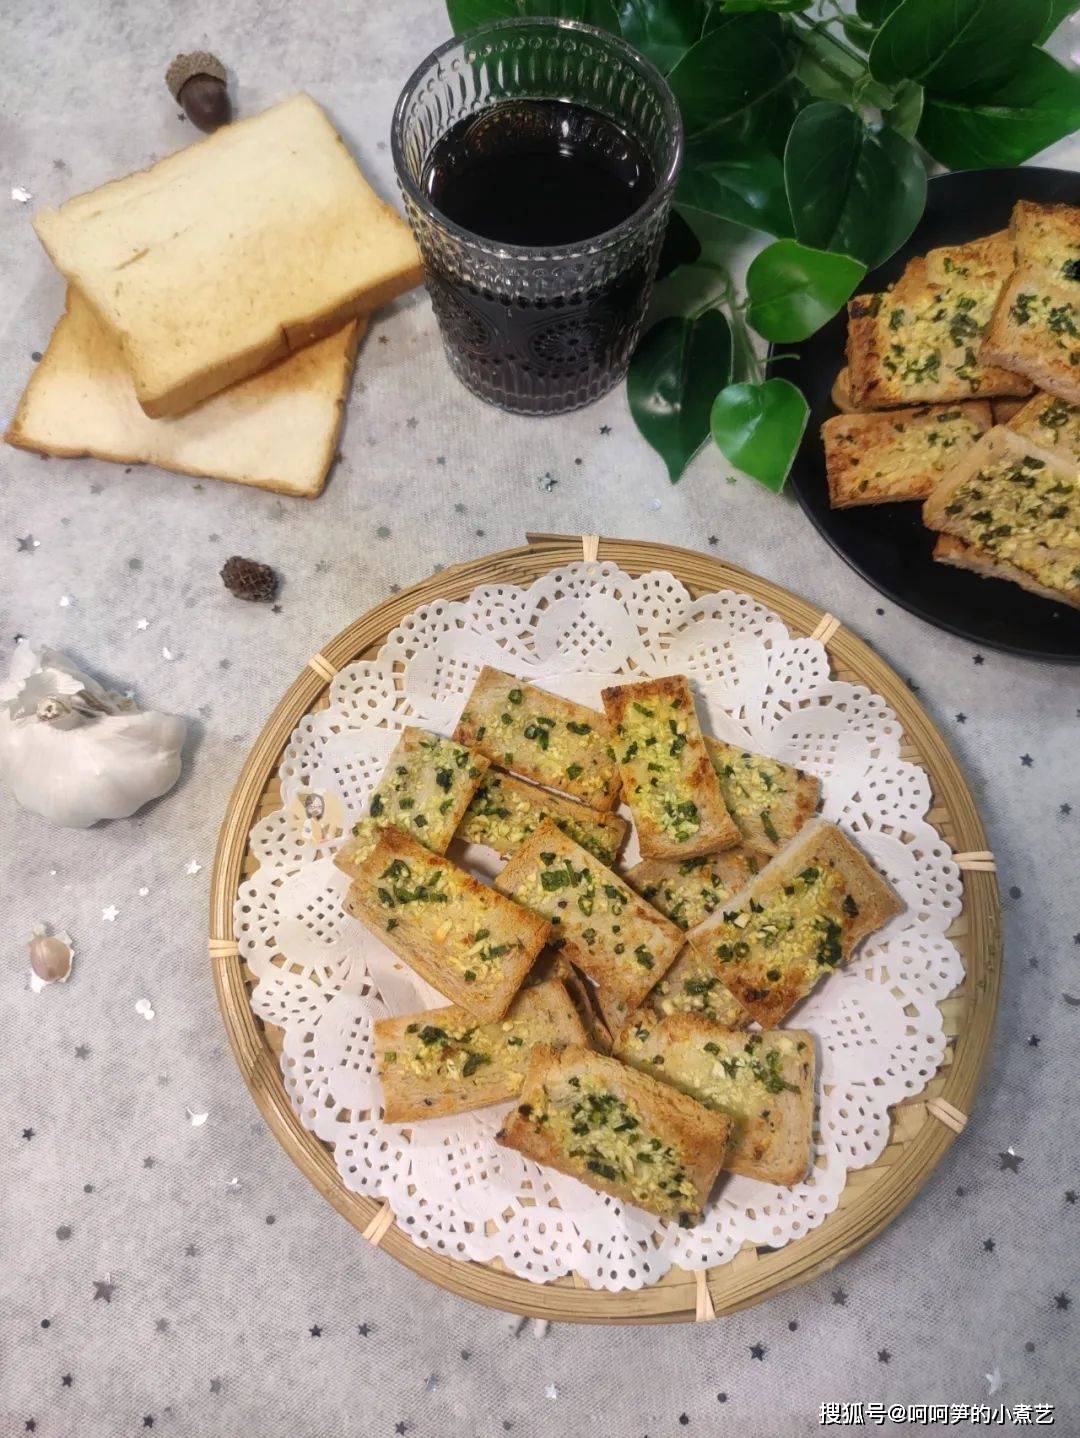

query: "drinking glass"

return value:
[391, 18, 683, 415]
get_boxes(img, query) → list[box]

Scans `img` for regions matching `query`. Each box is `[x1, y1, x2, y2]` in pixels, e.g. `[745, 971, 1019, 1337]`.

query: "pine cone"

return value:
[220, 556, 278, 603]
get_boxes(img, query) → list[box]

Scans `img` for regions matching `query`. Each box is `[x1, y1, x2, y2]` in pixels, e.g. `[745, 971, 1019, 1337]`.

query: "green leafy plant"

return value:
[445, 0, 1080, 487]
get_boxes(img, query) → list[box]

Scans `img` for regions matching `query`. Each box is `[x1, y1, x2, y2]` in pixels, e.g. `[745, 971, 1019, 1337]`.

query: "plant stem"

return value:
[791, 13, 868, 89]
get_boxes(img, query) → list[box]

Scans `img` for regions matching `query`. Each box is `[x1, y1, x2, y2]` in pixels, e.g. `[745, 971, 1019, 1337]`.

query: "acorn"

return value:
[166, 52, 231, 133]
[28, 925, 75, 986]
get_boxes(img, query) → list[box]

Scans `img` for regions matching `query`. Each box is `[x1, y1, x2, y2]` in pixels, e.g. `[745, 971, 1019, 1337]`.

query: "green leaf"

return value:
[869, 0, 1052, 99]
[917, 48, 1080, 168]
[447, 0, 519, 29]
[839, 14, 879, 49]
[717, 0, 812, 10]
[783, 102, 926, 268]
[745, 240, 866, 342]
[656, 210, 703, 280]
[447, 0, 620, 31]
[667, 14, 796, 147]
[883, 79, 924, 139]
[709, 379, 809, 492]
[856, 0, 902, 20]
[677, 146, 793, 236]
[1037, 0, 1077, 42]
[614, 0, 708, 71]
[627, 310, 733, 481]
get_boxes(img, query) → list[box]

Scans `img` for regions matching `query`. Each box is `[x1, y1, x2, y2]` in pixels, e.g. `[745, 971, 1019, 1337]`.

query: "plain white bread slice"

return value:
[33, 94, 421, 417]
[5, 289, 361, 498]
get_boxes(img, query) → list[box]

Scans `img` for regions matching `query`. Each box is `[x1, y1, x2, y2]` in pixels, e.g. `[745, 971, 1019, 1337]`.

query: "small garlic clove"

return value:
[29, 932, 74, 984]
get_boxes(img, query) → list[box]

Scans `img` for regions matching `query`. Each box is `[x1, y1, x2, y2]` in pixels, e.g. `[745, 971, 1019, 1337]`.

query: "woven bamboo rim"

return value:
[209, 533, 1000, 1324]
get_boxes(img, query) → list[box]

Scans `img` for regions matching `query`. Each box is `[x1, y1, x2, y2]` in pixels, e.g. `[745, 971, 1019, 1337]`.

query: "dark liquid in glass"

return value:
[419, 99, 661, 413]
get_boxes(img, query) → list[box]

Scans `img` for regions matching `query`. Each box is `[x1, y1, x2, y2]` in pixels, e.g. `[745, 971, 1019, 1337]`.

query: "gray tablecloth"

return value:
[2, 3, 1077, 1435]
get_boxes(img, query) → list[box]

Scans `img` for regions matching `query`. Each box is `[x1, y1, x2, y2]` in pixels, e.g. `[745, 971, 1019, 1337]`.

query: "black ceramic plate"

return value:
[786, 167, 1080, 662]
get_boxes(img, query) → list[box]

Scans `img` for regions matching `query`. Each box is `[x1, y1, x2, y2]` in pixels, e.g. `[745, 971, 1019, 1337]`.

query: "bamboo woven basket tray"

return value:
[209, 533, 1000, 1324]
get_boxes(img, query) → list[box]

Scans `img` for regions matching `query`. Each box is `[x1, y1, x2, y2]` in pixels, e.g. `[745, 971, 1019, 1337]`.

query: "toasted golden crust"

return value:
[822, 402, 992, 508]
[831, 367, 857, 413]
[703, 738, 820, 854]
[374, 980, 589, 1123]
[453, 667, 620, 810]
[846, 255, 1033, 409]
[981, 267, 1080, 404]
[601, 675, 739, 860]
[614, 1014, 815, 1185]
[932, 533, 1080, 610]
[922, 426, 1079, 604]
[992, 396, 1029, 425]
[1005, 392, 1080, 464]
[342, 827, 549, 1022]
[686, 820, 903, 1028]
[494, 821, 684, 1009]
[456, 768, 627, 864]
[496, 1044, 732, 1224]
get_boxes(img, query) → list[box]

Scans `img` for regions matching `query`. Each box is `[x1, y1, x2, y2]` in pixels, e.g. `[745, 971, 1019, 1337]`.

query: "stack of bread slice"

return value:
[821, 200, 1079, 610]
[5, 93, 423, 498]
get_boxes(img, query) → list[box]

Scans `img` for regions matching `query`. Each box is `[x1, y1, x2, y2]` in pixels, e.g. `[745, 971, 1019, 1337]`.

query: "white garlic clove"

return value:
[29, 933, 74, 984]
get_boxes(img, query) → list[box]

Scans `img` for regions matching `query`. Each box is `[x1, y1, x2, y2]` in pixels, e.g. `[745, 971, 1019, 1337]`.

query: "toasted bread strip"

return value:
[601, 675, 739, 860]
[704, 738, 820, 854]
[932, 534, 1080, 610]
[846, 254, 1032, 409]
[456, 768, 627, 864]
[1005, 392, 1080, 463]
[496, 1044, 732, 1225]
[494, 821, 684, 1010]
[822, 402, 992, 508]
[922, 426, 1080, 605]
[992, 397, 1029, 425]
[614, 1015, 815, 1185]
[341, 827, 549, 1022]
[686, 820, 903, 1028]
[342, 728, 489, 863]
[923, 231, 1013, 286]
[981, 268, 1080, 404]
[625, 849, 764, 932]
[374, 980, 589, 1122]
[454, 667, 620, 810]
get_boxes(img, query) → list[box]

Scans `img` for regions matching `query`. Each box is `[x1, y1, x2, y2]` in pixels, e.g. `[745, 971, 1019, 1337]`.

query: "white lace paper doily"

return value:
[234, 562, 964, 1292]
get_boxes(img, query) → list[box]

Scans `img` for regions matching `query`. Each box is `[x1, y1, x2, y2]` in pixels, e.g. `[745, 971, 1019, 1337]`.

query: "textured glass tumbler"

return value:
[391, 19, 683, 415]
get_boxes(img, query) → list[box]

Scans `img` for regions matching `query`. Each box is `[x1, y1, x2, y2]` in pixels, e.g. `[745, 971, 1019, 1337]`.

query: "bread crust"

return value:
[496, 1044, 732, 1224]
[374, 980, 589, 1123]
[342, 827, 549, 1022]
[601, 675, 739, 860]
[613, 1013, 815, 1185]
[494, 820, 684, 1010]
[454, 666, 621, 811]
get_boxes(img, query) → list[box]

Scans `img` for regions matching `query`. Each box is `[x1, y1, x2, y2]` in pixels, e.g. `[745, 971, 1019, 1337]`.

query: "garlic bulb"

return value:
[0, 645, 186, 828]
[28, 923, 75, 988]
